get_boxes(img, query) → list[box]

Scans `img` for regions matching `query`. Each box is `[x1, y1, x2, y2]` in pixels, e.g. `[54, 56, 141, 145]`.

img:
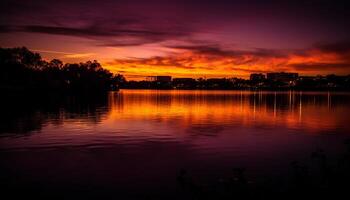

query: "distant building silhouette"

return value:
[146, 76, 172, 82]
[250, 73, 266, 81]
[298, 76, 317, 81]
[173, 78, 195, 82]
[267, 72, 298, 82]
[172, 78, 196, 89]
[144, 76, 172, 89]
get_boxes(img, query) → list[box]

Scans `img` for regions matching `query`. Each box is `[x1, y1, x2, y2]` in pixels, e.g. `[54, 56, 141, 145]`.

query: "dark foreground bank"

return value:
[1, 140, 349, 200]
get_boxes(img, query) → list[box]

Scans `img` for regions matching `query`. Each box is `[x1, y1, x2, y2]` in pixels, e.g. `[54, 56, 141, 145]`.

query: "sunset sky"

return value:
[1, 0, 350, 80]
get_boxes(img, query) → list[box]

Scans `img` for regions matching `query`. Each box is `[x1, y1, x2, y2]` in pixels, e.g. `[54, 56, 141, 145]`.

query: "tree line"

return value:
[0, 47, 125, 93]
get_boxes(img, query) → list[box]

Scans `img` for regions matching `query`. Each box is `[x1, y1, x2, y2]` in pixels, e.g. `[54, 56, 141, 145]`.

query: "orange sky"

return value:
[101, 45, 350, 80]
[30, 44, 348, 81]
[26, 41, 350, 81]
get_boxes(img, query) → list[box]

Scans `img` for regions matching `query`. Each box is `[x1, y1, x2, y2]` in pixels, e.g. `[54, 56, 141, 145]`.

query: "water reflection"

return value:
[1, 90, 350, 137]
[0, 93, 109, 135]
[109, 90, 350, 135]
[1, 90, 350, 198]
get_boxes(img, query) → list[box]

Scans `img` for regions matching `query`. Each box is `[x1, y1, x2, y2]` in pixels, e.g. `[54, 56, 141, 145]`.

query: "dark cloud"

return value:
[23, 25, 186, 38]
[314, 41, 350, 54]
[170, 45, 237, 56]
[228, 67, 272, 74]
[289, 62, 350, 72]
[24, 25, 117, 37]
[170, 40, 350, 62]
[1, 0, 350, 44]
[0, 25, 12, 33]
[0, 0, 196, 46]
[108, 39, 350, 76]
[112, 56, 198, 70]
[0, 24, 192, 47]
[169, 44, 289, 58]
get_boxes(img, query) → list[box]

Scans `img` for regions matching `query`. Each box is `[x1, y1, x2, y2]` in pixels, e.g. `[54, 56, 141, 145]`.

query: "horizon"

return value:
[1, 0, 350, 80]
[5, 46, 350, 81]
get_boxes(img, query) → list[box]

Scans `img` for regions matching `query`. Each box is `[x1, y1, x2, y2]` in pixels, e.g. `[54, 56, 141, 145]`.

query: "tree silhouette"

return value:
[0, 47, 125, 93]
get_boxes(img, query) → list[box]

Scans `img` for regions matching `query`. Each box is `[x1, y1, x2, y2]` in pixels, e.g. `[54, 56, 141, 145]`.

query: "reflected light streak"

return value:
[106, 90, 350, 134]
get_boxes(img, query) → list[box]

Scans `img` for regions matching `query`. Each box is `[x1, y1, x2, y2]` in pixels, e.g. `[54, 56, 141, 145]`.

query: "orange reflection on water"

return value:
[106, 90, 350, 134]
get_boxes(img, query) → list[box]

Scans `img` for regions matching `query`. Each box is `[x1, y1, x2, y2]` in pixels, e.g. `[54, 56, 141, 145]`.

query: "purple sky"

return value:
[1, 0, 350, 79]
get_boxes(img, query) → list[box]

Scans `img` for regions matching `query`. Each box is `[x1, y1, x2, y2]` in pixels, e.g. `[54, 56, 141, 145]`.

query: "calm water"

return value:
[1, 90, 350, 198]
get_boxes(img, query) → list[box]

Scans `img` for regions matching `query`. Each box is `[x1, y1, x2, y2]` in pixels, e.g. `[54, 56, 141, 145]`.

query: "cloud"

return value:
[1, 0, 350, 78]
[32, 49, 95, 59]
[23, 25, 183, 38]
[315, 41, 350, 53]
[105, 41, 350, 78]
[0, 23, 193, 47]
[169, 44, 289, 58]
[63, 53, 95, 59]
[0, 0, 197, 47]
[288, 62, 350, 72]
[0, 25, 12, 33]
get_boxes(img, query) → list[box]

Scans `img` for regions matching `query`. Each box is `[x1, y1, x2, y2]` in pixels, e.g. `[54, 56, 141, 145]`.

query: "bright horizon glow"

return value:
[27, 43, 350, 81]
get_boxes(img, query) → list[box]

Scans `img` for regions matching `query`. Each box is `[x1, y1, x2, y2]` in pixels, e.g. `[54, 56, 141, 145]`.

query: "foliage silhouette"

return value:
[0, 47, 125, 93]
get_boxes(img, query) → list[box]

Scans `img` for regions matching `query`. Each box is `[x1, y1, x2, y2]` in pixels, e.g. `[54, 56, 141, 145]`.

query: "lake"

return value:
[1, 90, 350, 199]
